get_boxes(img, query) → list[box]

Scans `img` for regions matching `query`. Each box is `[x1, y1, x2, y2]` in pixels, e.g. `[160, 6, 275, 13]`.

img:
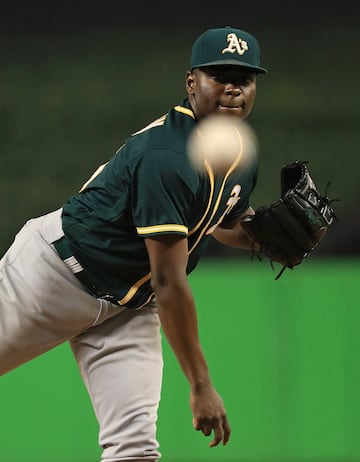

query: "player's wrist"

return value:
[190, 377, 213, 394]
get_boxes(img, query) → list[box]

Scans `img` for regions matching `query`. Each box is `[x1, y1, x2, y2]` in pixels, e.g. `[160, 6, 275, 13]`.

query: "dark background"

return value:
[1, 1, 359, 257]
[0, 2, 357, 30]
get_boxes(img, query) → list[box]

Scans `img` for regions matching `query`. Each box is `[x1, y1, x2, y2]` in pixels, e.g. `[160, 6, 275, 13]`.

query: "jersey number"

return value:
[206, 184, 242, 234]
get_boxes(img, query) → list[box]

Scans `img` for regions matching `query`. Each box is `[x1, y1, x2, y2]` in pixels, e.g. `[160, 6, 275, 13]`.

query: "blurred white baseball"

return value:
[187, 114, 258, 174]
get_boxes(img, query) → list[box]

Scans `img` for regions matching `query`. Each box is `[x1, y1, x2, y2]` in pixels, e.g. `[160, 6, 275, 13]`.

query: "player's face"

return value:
[186, 65, 257, 120]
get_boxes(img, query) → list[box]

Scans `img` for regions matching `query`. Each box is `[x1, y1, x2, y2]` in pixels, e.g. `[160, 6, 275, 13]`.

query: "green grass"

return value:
[1, 259, 359, 461]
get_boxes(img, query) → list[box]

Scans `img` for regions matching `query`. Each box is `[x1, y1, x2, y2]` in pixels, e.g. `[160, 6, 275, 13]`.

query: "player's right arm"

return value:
[145, 235, 231, 447]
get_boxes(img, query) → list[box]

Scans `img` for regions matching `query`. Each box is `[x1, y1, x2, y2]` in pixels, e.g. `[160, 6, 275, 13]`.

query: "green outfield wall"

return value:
[1, 258, 359, 462]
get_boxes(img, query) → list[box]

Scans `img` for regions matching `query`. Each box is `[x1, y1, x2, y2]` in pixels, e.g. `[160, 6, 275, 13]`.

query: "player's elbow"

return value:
[150, 272, 189, 304]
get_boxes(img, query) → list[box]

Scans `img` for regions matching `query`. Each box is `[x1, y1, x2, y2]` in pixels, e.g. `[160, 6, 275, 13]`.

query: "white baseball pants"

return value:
[0, 209, 163, 461]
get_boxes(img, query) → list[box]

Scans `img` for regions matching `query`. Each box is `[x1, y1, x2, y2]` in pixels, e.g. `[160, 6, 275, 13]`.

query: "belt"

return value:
[52, 235, 120, 305]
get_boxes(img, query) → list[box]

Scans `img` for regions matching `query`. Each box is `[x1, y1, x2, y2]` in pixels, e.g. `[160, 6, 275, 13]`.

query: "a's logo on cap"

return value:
[222, 33, 248, 56]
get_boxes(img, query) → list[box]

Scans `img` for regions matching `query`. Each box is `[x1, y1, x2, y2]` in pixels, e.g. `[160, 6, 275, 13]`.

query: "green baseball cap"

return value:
[191, 26, 267, 74]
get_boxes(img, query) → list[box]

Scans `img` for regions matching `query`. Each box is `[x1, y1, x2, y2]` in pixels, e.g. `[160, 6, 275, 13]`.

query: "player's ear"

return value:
[186, 70, 195, 93]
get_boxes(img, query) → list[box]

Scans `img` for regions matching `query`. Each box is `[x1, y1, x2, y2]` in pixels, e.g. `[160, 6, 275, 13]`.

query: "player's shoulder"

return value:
[111, 99, 197, 176]
[130, 99, 196, 151]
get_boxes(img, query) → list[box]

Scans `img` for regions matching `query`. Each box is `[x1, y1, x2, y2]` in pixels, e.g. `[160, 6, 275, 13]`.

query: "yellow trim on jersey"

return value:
[174, 105, 195, 119]
[119, 273, 152, 305]
[136, 224, 188, 235]
[188, 165, 215, 236]
[188, 155, 242, 254]
[120, 123, 245, 306]
[115, 106, 194, 306]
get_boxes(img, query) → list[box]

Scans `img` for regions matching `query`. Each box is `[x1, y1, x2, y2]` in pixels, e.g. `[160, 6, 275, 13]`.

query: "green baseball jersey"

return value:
[61, 99, 258, 308]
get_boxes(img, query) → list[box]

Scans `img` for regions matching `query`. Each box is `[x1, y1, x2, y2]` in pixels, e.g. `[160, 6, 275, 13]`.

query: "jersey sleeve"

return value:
[131, 148, 198, 237]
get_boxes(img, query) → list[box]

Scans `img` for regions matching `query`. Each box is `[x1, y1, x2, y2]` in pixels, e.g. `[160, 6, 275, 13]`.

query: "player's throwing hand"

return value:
[190, 385, 231, 447]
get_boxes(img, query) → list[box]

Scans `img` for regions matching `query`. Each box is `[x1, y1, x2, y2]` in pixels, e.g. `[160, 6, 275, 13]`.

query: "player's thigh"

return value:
[0, 220, 119, 375]
[70, 303, 163, 461]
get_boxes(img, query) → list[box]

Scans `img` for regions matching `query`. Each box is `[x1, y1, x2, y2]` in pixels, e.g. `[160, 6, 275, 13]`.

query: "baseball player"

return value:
[0, 26, 267, 461]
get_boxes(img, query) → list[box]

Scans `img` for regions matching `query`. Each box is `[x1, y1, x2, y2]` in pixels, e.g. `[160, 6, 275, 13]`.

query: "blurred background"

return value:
[0, 2, 359, 461]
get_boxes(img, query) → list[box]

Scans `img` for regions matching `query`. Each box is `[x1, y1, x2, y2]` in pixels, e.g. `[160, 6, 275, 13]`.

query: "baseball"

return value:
[187, 114, 258, 174]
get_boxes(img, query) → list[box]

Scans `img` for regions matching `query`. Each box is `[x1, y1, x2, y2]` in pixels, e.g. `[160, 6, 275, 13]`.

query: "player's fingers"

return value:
[208, 420, 223, 447]
[222, 415, 231, 446]
[192, 417, 202, 431]
[208, 416, 231, 447]
[193, 417, 212, 436]
[201, 421, 213, 437]
[193, 416, 231, 446]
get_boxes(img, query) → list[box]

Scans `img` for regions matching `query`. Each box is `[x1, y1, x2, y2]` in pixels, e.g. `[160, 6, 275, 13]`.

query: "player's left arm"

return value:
[211, 207, 258, 250]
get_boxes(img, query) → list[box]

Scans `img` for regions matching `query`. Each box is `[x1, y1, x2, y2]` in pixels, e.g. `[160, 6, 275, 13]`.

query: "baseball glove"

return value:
[241, 160, 338, 279]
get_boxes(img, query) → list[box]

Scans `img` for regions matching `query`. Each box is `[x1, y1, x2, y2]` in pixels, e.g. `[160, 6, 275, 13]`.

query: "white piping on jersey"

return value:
[133, 105, 194, 137]
[79, 162, 109, 193]
[131, 114, 167, 136]
[63, 256, 84, 274]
